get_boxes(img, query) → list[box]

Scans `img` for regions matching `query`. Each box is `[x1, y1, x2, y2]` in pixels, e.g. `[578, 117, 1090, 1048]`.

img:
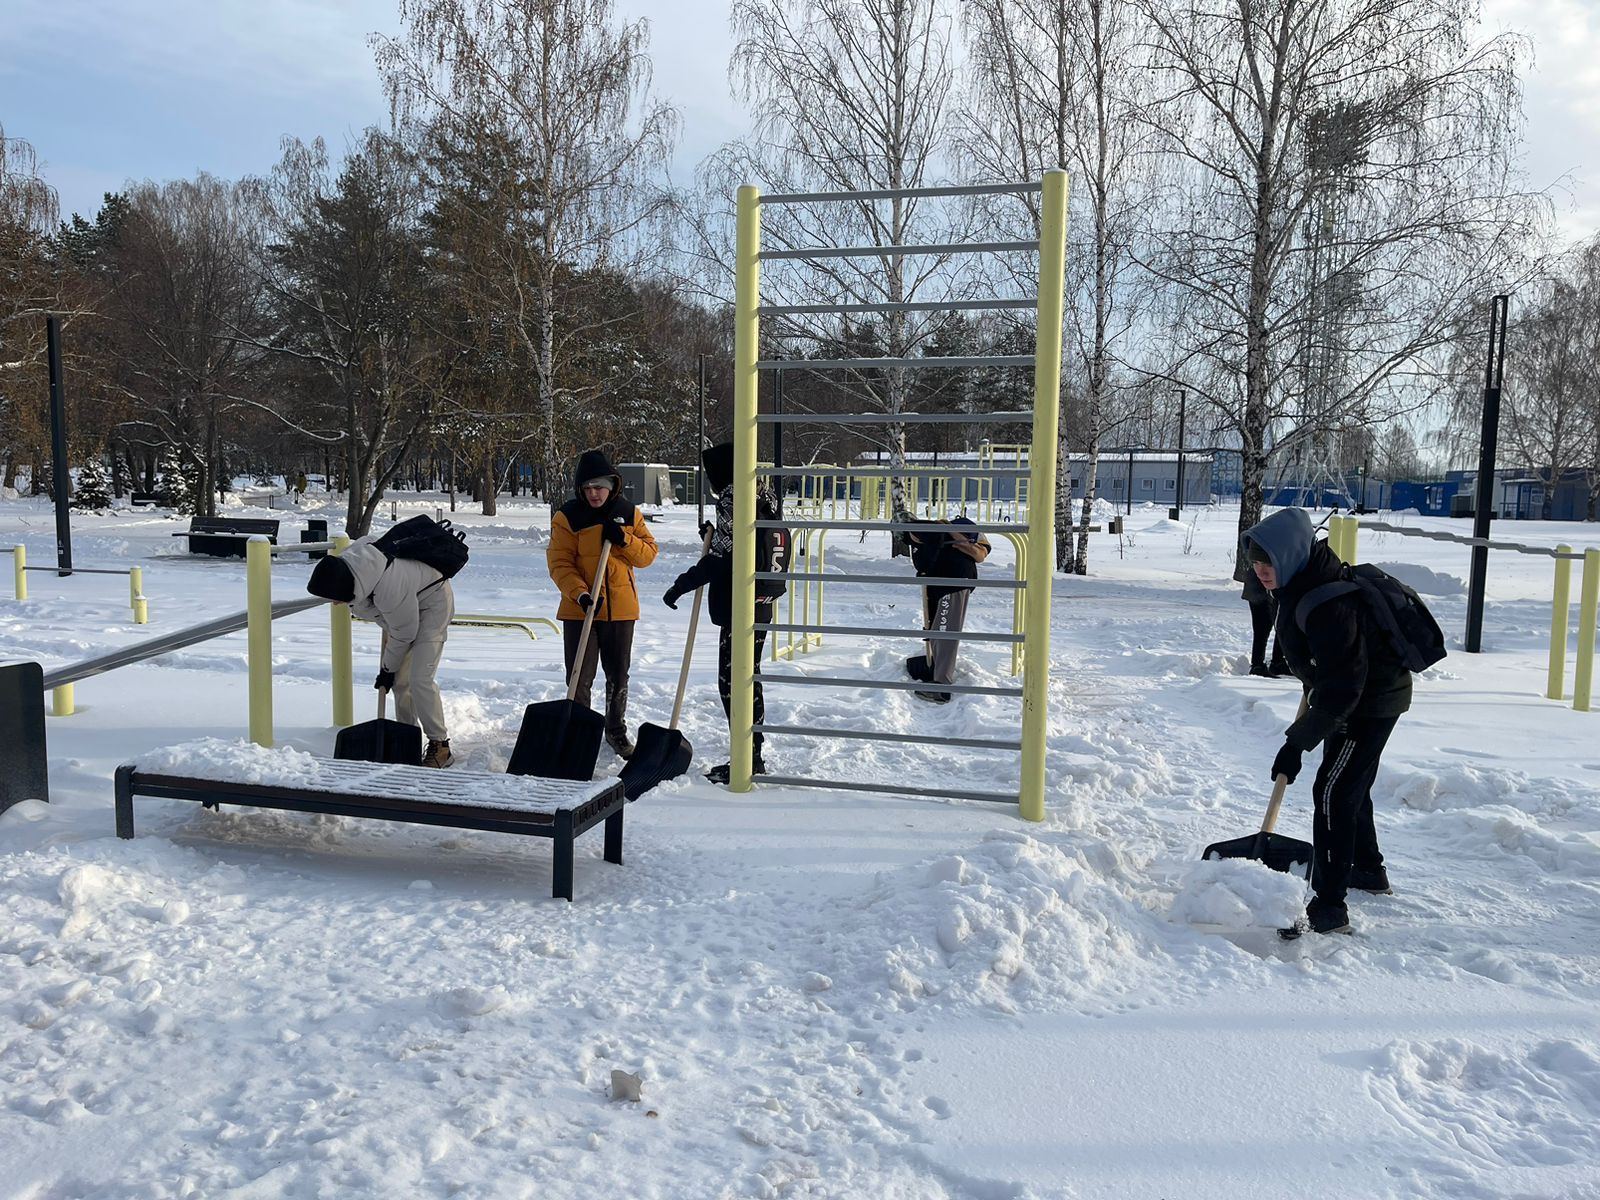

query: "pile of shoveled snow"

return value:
[1167, 857, 1307, 931]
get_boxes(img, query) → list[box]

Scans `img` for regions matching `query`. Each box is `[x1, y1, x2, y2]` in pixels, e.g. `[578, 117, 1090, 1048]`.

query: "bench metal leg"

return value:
[552, 810, 574, 901]
[114, 765, 135, 839]
[603, 807, 623, 866]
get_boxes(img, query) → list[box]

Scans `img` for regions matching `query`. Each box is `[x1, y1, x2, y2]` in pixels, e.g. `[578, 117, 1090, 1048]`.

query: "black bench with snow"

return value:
[171, 516, 281, 558]
[114, 742, 627, 900]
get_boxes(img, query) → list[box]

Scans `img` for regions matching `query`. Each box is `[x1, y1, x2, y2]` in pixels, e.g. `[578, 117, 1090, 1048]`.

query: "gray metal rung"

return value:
[756, 622, 1023, 644]
[756, 571, 1024, 589]
[761, 673, 1024, 698]
[757, 356, 1034, 372]
[757, 774, 1017, 805]
[759, 299, 1036, 316]
[756, 466, 1031, 478]
[755, 409, 1032, 424]
[754, 724, 1023, 751]
[759, 181, 1042, 204]
[757, 519, 1028, 534]
[761, 241, 1036, 261]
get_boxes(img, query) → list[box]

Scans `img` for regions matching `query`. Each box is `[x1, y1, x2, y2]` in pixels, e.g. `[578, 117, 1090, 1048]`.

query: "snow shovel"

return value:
[507, 541, 612, 781]
[1202, 695, 1313, 877]
[335, 633, 424, 765]
[620, 530, 711, 800]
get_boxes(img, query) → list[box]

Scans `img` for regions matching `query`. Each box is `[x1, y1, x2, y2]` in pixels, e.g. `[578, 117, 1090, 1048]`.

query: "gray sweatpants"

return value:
[921, 588, 971, 684]
[393, 584, 454, 742]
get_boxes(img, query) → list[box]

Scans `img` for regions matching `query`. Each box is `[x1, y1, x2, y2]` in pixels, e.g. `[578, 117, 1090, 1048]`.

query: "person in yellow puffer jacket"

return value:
[546, 448, 658, 758]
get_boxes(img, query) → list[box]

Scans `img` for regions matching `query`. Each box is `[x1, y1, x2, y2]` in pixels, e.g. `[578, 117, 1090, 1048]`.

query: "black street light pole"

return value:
[1171, 389, 1187, 520]
[47, 314, 73, 577]
[1464, 294, 1510, 654]
[696, 353, 707, 526]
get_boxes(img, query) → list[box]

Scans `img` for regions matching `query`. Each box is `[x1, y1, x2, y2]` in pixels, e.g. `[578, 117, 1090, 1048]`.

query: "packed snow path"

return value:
[2, 496, 1598, 1198]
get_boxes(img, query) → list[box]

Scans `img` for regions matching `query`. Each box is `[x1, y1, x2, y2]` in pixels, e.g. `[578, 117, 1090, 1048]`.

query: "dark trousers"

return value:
[1310, 715, 1398, 905]
[717, 622, 768, 756]
[1248, 597, 1285, 669]
[921, 588, 971, 684]
[562, 619, 634, 738]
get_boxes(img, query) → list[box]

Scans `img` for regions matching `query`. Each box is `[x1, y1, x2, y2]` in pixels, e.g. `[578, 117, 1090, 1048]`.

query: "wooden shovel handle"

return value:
[1260, 691, 1311, 834]
[567, 540, 613, 701]
[669, 529, 714, 729]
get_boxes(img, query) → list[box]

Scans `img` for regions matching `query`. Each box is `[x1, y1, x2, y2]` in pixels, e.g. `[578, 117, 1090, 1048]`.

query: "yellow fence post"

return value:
[1020, 169, 1069, 823]
[1573, 548, 1599, 713]
[330, 535, 353, 727]
[129, 566, 148, 624]
[51, 683, 74, 717]
[1327, 516, 1347, 563]
[1346, 514, 1360, 564]
[246, 535, 274, 746]
[730, 184, 761, 792]
[1548, 545, 1572, 701]
[14, 544, 25, 600]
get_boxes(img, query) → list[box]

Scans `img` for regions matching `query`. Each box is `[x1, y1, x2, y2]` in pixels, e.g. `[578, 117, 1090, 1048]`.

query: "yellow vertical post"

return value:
[246, 535, 274, 746]
[1548, 545, 1572, 701]
[1346, 515, 1360, 564]
[730, 184, 761, 791]
[329, 535, 353, 726]
[1327, 516, 1346, 563]
[52, 683, 74, 716]
[14, 544, 25, 600]
[1020, 169, 1069, 823]
[129, 566, 148, 624]
[1573, 548, 1599, 713]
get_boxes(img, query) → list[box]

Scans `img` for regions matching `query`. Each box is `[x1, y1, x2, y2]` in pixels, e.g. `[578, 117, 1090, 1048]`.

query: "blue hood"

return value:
[1243, 507, 1315, 589]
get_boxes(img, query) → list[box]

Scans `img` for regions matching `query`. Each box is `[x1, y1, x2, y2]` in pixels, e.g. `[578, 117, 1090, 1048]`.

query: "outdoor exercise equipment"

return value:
[728, 172, 1068, 820]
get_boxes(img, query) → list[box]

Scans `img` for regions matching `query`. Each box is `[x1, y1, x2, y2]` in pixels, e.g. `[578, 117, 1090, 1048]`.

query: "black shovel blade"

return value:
[507, 699, 605, 781]
[619, 723, 693, 800]
[1203, 830, 1315, 878]
[335, 718, 423, 765]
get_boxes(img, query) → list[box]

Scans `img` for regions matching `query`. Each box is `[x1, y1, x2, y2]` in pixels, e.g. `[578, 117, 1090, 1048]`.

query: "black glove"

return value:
[374, 668, 396, 691]
[602, 518, 627, 547]
[698, 521, 714, 543]
[662, 584, 685, 610]
[577, 592, 594, 612]
[1271, 743, 1303, 785]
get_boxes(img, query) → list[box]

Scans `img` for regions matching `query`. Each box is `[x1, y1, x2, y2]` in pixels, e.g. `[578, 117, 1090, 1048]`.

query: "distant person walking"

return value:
[1242, 507, 1412, 937]
[547, 449, 658, 759]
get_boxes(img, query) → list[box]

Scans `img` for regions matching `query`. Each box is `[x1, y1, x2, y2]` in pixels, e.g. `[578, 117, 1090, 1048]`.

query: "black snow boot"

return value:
[704, 754, 766, 785]
[1279, 897, 1352, 940]
[1348, 865, 1392, 895]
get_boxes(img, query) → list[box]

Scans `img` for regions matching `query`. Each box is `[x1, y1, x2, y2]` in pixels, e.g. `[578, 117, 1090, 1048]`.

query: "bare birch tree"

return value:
[1143, 0, 1539, 557]
[373, 0, 677, 499]
[960, 0, 1161, 573]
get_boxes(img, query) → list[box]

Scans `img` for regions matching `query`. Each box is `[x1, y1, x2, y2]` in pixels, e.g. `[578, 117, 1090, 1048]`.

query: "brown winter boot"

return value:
[421, 739, 454, 769]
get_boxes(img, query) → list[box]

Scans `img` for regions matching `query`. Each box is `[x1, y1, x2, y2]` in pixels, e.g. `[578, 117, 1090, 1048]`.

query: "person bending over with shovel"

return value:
[306, 536, 456, 768]
[1242, 507, 1410, 938]
[904, 517, 991, 703]
[661, 442, 782, 784]
[547, 449, 658, 760]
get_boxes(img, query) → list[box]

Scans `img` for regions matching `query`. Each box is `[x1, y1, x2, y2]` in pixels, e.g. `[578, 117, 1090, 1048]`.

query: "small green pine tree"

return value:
[157, 447, 194, 514]
[73, 457, 111, 511]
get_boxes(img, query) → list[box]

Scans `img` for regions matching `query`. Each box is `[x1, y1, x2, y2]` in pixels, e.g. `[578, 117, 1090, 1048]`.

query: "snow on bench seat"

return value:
[115, 739, 627, 900]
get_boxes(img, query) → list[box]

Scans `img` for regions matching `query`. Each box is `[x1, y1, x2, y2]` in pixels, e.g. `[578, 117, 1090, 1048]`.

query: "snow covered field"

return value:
[2, 491, 1598, 1200]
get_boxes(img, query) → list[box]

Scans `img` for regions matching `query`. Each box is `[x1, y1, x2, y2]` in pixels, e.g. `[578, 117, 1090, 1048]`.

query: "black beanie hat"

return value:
[703, 442, 735, 494]
[573, 448, 619, 496]
[306, 554, 356, 602]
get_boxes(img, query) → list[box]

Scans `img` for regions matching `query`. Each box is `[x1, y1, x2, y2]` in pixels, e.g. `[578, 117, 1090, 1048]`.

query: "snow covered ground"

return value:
[2, 491, 1598, 1200]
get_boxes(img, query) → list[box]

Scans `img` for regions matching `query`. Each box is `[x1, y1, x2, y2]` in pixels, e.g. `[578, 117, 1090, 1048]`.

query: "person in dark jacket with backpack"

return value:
[905, 518, 992, 702]
[547, 449, 659, 759]
[307, 534, 456, 768]
[662, 442, 785, 783]
[1242, 506, 1411, 937]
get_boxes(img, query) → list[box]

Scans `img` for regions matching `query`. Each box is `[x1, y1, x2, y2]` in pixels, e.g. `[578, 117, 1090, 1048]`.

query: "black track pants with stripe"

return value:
[1310, 715, 1399, 904]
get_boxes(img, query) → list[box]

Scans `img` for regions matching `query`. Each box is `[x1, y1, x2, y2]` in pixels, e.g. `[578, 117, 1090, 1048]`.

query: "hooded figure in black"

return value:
[1243, 507, 1411, 936]
[661, 442, 776, 784]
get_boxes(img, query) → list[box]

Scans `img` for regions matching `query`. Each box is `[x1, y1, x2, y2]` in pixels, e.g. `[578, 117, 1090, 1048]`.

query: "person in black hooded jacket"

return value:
[662, 442, 776, 783]
[1242, 506, 1411, 937]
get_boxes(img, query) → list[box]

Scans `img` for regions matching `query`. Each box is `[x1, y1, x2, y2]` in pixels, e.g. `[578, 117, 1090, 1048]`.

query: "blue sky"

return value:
[1, 0, 1595, 240]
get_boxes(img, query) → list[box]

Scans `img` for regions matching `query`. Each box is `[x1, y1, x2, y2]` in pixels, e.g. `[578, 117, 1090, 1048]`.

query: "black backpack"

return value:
[1295, 562, 1447, 673]
[756, 495, 792, 600]
[373, 515, 469, 581]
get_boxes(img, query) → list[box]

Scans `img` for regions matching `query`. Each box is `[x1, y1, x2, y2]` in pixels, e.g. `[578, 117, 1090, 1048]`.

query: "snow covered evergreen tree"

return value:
[73, 456, 111, 511]
[156, 446, 196, 514]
